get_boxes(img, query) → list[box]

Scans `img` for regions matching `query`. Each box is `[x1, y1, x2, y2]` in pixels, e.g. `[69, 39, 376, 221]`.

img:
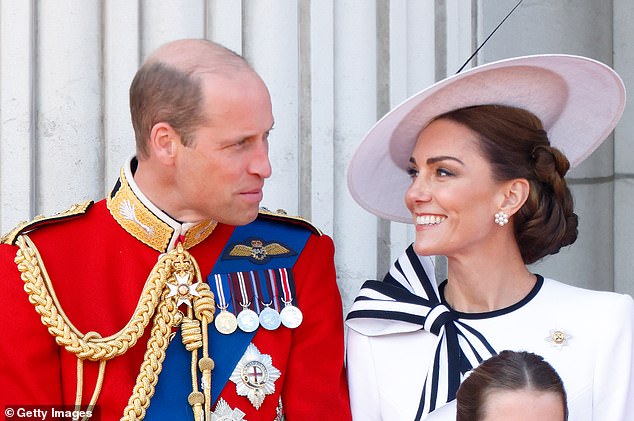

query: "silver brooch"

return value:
[230, 343, 281, 409]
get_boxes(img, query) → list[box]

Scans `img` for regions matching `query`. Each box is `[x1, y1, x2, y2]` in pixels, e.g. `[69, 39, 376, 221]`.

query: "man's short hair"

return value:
[129, 40, 251, 159]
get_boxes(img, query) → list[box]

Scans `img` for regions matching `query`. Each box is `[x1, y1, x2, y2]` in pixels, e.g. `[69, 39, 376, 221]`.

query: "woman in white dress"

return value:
[345, 55, 634, 421]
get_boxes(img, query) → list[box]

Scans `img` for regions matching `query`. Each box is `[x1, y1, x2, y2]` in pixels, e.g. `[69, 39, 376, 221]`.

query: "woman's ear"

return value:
[148, 122, 180, 164]
[500, 178, 530, 216]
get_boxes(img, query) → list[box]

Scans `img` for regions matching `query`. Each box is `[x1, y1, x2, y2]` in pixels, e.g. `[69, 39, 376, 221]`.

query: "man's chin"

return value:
[223, 208, 260, 226]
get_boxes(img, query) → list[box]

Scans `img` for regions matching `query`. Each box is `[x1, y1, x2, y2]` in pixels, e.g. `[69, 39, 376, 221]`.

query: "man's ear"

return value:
[500, 178, 530, 216]
[148, 122, 180, 164]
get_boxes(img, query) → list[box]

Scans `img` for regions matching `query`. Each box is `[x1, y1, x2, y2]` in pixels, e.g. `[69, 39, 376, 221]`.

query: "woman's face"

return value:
[405, 118, 508, 257]
[481, 389, 565, 421]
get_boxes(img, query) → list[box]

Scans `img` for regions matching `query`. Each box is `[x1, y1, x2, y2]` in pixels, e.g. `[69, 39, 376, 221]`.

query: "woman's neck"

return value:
[443, 252, 536, 313]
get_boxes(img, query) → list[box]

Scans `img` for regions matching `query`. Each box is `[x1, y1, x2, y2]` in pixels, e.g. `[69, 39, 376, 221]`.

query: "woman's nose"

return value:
[406, 177, 432, 204]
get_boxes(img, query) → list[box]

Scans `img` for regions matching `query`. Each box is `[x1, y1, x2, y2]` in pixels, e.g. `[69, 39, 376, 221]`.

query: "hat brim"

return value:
[347, 54, 626, 223]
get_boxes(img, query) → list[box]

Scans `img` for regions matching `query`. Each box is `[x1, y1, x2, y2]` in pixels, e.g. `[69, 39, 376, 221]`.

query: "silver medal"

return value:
[280, 304, 303, 329]
[237, 308, 260, 332]
[259, 306, 282, 330]
[215, 309, 238, 335]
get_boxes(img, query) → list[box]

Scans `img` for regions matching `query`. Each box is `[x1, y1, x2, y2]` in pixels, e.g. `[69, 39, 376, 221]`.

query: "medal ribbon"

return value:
[253, 271, 271, 308]
[346, 245, 498, 419]
[248, 271, 262, 313]
[266, 269, 282, 312]
[214, 274, 230, 311]
[278, 268, 295, 305]
[235, 272, 253, 309]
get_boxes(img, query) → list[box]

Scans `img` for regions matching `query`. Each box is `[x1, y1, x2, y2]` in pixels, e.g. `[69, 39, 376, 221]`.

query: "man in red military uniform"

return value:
[0, 39, 351, 421]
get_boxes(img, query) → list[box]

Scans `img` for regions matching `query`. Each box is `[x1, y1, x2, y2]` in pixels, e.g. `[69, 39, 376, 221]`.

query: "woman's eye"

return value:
[437, 168, 453, 177]
[407, 167, 419, 178]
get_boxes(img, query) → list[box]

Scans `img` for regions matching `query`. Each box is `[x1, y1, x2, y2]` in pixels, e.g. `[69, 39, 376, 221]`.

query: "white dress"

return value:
[346, 246, 634, 421]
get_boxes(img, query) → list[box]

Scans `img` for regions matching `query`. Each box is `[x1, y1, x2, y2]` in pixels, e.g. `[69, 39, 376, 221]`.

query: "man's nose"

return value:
[250, 140, 272, 178]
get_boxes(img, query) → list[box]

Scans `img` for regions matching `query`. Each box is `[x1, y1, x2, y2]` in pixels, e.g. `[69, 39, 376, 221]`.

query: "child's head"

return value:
[456, 350, 567, 421]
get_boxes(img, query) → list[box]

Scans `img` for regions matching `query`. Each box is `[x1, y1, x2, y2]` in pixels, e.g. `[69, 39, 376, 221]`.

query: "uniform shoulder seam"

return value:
[1, 200, 94, 245]
[258, 208, 323, 236]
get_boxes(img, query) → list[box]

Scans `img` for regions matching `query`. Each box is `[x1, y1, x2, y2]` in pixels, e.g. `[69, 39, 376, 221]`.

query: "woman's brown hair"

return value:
[436, 105, 578, 264]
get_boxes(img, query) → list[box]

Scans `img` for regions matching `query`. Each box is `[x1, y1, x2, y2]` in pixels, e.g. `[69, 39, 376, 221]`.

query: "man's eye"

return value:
[232, 139, 248, 148]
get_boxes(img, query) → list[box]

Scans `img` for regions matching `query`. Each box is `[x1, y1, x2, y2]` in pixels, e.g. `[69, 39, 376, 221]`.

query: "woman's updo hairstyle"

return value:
[435, 105, 578, 264]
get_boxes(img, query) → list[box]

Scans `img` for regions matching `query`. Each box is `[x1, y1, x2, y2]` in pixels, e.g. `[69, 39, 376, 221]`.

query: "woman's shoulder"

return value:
[540, 277, 634, 313]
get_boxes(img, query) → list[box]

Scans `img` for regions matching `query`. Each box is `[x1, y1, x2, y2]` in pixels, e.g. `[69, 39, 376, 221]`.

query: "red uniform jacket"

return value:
[0, 163, 351, 420]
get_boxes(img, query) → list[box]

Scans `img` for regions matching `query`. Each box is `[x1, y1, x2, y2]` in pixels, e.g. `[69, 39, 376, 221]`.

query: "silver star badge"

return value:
[210, 398, 247, 421]
[230, 343, 281, 409]
[166, 272, 200, 307]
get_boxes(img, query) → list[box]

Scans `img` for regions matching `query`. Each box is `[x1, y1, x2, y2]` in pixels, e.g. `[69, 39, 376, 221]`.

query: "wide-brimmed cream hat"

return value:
[347, 54, 626, 223]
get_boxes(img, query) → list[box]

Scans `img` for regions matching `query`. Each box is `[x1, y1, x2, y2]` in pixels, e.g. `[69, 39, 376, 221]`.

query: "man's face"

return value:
[172, 71, 273, 225]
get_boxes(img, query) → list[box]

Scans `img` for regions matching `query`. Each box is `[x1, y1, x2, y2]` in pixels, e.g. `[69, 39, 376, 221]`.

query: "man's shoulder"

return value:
[255, 208, 323, 236]
[0, 200, 95, 245]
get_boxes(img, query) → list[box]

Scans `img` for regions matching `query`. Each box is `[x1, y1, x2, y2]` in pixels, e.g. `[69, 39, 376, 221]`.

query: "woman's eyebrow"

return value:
[426, 156, 465, 166]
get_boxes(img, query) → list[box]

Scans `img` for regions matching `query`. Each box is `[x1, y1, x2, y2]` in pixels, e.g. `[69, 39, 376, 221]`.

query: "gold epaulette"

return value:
[258, 207, 323, 236]
[1, 200, 94, 245]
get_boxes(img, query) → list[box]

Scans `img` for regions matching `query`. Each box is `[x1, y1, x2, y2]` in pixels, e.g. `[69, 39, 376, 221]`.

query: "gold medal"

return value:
[213, 273, 238, 334]
[215, 308, 238, 335]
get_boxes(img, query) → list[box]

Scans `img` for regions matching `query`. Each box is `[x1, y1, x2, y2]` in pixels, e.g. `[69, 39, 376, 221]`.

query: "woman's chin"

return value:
[413, 242, 436, 257]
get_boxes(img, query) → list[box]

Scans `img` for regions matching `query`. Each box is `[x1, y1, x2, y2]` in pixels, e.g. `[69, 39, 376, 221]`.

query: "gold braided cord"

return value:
[185, 306, 203, 421]
[193, 283, 215, 421]
[14, 234, 172, 361]
[74, 355, 107, 421]
[86, 360, 107, 420]
[74, 331, 108, 418]
[120, 287, 179, 420]
[193, 283, 215, 322]
[181, 317, 203, 352]
[15, 234, 213, 421]
[121, 243, 210, 421]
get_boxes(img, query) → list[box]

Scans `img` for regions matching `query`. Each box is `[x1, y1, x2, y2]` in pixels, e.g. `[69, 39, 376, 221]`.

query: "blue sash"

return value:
[145, 217, 311, 419]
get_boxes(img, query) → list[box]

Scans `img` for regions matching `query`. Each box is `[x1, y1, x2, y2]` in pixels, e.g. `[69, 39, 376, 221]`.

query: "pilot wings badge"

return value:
[223, 237, 296, 264]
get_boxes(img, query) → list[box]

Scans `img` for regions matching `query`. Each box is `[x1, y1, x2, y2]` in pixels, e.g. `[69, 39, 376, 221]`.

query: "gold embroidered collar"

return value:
[107, 157, 217, 252]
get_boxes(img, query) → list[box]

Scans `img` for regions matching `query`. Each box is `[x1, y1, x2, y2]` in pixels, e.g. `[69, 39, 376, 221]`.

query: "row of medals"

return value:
[214, 302, 303, 335]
